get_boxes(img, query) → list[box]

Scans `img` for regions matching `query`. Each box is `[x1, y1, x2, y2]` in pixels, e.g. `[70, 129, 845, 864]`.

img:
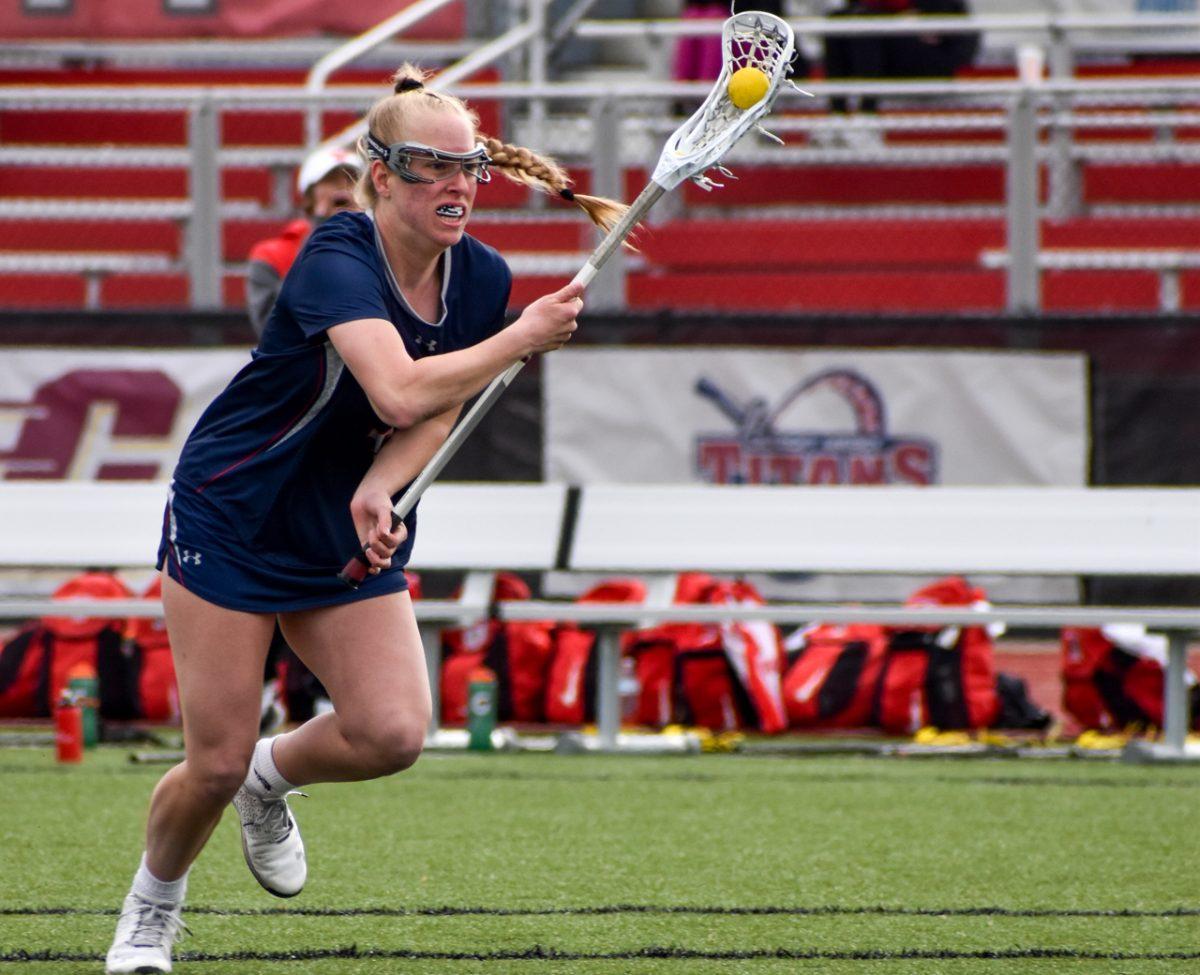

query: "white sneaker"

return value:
[231, 786, 307, 897]
[105, 893, 187, 974]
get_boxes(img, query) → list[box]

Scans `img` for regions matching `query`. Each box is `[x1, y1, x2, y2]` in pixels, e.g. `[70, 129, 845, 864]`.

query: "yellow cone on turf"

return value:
[727, 66, 770, 110]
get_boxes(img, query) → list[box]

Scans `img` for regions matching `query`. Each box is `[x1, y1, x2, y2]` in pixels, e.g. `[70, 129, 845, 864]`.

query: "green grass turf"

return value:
[1, 746, 1199, 974]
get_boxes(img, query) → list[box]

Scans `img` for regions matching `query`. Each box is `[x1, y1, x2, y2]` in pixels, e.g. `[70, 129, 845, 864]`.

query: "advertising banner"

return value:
[545, 348, 1087, 487]
[0, 348, 248, 481]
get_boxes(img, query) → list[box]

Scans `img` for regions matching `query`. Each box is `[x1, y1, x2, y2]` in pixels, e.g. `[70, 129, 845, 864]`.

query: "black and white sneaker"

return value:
[231, 786, 307, 897]
[105, 893, 187, 974]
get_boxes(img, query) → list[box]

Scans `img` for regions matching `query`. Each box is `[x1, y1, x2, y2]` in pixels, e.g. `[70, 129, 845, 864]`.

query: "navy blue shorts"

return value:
[157, 483, 409, 614]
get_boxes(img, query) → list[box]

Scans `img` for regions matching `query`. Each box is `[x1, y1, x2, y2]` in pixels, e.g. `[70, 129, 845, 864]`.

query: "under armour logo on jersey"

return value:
[421, 337, 438, 353]
[179, 549, 202, 565]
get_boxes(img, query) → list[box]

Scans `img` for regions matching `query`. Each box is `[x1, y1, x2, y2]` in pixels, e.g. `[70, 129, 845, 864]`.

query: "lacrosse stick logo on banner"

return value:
[341, 9, 808, 586]
[694, 369, 940, 486]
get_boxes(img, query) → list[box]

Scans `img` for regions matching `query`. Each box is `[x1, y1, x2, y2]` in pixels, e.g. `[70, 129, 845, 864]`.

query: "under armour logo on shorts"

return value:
[179, 549, 203, 566]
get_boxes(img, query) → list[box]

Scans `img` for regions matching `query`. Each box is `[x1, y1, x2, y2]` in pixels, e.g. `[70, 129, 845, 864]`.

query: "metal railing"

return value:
[6, 76, 1200, 312]
[303, 0, 462, 148]
[575, 10, 1200, 79]
[9, 593, 1198, 759]
[3, 0, 1200, 312]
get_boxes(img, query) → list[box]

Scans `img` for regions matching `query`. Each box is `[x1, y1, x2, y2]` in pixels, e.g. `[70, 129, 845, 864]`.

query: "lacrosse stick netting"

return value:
[653, 10, 801, 192]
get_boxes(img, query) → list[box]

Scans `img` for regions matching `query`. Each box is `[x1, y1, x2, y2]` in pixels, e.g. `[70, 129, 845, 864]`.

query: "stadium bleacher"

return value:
[1, 3, 1199, 313]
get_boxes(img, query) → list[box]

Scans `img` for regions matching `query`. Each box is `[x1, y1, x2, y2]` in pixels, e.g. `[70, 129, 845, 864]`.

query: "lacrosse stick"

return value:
[340, 9, 803, 587]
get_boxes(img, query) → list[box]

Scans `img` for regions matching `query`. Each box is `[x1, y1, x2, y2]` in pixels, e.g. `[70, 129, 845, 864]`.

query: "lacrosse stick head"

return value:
[652, 11, 797, 192]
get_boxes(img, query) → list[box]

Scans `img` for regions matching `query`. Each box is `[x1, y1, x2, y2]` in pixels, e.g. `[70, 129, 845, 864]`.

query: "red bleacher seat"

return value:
[2, 48, 1200, 313]
[0, 274, 86, 307]
[638, 220, 1005, 270]
[0, 220, 180, 256]
[628, 269, 1006, 313]
[681, 165, 1008, 207]
[0, 168, 272, 204]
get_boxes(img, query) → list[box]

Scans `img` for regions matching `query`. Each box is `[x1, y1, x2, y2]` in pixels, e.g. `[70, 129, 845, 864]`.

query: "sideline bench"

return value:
[503, 485, 1200, 760]
[1, 481, 1197, 760]
[0, 480, 569, 737]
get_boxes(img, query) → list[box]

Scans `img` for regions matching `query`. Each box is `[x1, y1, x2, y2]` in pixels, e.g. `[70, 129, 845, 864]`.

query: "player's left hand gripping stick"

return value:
[338, 511, 405, 588]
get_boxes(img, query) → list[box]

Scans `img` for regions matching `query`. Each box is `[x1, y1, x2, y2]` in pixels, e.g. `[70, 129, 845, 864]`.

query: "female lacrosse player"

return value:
[105, 65, 627, 974]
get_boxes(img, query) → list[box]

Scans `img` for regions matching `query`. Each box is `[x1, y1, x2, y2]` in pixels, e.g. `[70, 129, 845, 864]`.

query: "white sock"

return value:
[132, 853, 187, 906]
[243, 735, 295, 800]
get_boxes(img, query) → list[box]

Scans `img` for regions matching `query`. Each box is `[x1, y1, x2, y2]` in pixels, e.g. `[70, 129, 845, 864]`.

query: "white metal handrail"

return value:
[7, 77, 1200, 108]
[0, 37, 472, 68]
[4, 77, 1200, 310]
[303, 0, 462, 148]
[574, 13, 1200, 40]
[306, 20, 546, 158]
[0, 199, 263, 219]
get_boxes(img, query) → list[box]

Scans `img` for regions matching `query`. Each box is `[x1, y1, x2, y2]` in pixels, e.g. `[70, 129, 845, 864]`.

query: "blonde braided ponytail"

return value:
[481, 136, 629, 235]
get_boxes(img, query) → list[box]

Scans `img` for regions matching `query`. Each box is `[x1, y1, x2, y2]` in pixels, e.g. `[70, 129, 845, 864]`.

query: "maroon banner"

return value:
[4, 0, 462, 40]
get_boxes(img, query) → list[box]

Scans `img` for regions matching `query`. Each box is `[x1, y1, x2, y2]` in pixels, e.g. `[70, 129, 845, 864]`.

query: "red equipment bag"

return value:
[1061, 624, 1199, 732]
[0, 625, 52, 717]
[693, 575, 788, 733]
[543, 579, 647, 725]
[873, 577, 1000, 734]
[626, 629, 679, 728]
[0, 571, 131, 718]
[110, 575, 179, 722]
[543, 627, 598, 725]
[675, 648, 748, 731]
[624, 573, 788, 733]
[783, 623, 889, 728]
[440, 573, 555, 724]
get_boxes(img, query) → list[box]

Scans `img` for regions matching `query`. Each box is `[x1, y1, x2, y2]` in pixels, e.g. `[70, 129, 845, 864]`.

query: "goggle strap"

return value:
[364, 132, 391, 164]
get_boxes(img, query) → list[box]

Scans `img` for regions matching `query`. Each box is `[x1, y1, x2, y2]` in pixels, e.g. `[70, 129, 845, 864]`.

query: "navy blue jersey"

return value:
[165, 211, 511, 607]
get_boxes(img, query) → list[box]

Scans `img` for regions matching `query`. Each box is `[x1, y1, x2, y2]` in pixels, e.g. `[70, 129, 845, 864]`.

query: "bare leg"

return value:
[272, 590, 431, 785]
[143, 574, 275, 880]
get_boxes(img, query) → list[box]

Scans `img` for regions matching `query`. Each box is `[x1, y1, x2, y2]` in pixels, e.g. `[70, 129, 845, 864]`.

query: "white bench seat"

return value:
[567, 485, 1200, 576]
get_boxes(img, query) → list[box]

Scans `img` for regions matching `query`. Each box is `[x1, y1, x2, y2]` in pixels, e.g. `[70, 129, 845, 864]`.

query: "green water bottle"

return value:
[67, 664, 100, 748]
[466, 666, 497, 752]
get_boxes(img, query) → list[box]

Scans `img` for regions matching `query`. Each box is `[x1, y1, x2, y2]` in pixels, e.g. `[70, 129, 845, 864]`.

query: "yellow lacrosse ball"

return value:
[727, 66, 769, 110]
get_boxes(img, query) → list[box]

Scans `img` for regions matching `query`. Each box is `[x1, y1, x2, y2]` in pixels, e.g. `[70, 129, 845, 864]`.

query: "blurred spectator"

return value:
[821, 0, 979, 147]
[672, 1, 808, 84]
[245, 145, 363, 336]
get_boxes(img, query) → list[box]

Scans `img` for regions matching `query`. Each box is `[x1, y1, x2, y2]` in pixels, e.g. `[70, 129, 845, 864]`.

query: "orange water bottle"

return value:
[55, 691, 84, 764]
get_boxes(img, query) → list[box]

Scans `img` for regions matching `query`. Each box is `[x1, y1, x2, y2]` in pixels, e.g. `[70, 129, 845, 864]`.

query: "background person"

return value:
[244, 145, 363, 337]
[821, 0, 979, 147]
[672, 1, 806, 84]
[104, 64, 627, 975]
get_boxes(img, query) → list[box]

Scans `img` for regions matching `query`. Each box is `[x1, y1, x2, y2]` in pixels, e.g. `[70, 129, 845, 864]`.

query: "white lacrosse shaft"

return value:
[339, 181, 665, 587]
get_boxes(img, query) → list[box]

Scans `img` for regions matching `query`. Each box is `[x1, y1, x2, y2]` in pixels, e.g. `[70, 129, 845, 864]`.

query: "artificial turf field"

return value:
[2, 746, 1199, 974]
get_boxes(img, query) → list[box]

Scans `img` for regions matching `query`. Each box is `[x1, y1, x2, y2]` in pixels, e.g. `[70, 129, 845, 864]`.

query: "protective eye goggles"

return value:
[365, 133, 492, 185]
